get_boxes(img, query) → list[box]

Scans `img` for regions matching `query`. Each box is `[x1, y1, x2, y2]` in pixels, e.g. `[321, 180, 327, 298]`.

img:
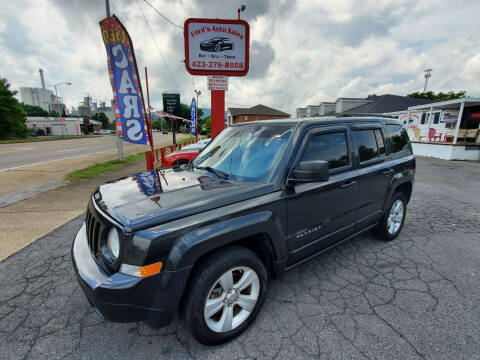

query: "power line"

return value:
[136, 0, 179, 90]
[142, 0, 183, 30]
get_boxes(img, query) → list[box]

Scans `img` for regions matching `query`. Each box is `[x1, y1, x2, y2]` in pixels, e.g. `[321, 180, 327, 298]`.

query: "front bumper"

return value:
[72, 223, 191, 328]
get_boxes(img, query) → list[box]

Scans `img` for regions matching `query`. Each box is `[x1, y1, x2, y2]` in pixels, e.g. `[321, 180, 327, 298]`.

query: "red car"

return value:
[163, 149, 199, 167]
[163, 139, 211, 167]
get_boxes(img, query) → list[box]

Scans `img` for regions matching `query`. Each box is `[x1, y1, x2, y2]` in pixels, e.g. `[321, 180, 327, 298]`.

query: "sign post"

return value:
[105, 0, 123, 161]
[184, 18, 249, 138]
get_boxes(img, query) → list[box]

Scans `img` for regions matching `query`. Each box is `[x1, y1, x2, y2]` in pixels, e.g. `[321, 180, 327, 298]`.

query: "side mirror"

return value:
[290, 160, 329, 183]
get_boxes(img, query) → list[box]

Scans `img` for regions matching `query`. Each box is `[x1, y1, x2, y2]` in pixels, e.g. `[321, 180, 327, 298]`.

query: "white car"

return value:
[97, 129, 111, 135]
[182, 138, 211, 150]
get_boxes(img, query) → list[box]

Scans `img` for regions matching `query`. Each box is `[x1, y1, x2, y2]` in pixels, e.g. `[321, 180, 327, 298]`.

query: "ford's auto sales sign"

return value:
[184, 18, 249, 76]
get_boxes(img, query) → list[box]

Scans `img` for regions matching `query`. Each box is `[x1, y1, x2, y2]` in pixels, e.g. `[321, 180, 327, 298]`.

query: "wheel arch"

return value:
[394, 181, 413, 203]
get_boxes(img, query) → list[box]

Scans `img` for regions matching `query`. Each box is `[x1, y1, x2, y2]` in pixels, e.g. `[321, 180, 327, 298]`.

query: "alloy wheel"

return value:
[387, 199, 404, 235]
[204, 266, 260, 333]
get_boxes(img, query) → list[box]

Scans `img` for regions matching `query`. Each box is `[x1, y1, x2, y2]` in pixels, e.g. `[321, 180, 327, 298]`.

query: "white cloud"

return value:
[0, 0, 479, 117]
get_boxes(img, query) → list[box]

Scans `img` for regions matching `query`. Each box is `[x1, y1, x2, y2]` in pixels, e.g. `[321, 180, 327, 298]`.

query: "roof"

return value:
[341, 94, 433, 115]
[407, 97, 480, 110]
[235, 116, 403, 128]
[228, 104, 290, 117]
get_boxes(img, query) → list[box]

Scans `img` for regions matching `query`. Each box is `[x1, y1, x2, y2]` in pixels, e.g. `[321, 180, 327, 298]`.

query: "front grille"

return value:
[85, 201, 109, 257]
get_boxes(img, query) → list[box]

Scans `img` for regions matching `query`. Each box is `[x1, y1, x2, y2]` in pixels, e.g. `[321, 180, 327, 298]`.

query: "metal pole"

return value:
[145, 67, 154, 153]
[105, 0, 123, 160]
[195, 91, 199, 142]
[453, 101, 465, 144]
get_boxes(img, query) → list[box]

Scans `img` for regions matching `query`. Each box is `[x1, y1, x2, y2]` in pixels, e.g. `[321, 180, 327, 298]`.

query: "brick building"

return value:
[226, 104, 290, 125]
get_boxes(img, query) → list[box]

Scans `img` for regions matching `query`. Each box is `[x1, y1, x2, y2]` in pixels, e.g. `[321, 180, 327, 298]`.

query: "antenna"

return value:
[423, 68, 432, 93]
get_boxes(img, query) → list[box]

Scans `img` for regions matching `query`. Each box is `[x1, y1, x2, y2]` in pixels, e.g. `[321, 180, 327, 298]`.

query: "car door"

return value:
[350, 124, 393, 229]
[286, 126, 361, 266]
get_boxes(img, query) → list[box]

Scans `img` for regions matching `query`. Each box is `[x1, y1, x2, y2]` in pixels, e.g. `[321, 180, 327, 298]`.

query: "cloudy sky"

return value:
[1, 0, 479, 116]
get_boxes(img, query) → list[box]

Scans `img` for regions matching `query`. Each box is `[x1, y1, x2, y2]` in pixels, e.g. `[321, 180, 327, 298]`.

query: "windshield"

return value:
[193, 125, 294, 182]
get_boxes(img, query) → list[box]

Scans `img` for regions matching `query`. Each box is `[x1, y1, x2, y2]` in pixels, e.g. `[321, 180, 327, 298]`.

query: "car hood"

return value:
[93, 168, 274, 232]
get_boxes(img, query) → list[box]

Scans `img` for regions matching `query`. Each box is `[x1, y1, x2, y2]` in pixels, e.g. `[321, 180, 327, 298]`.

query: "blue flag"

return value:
[190, 98, 197, 136]
[100, 16, 150, 145]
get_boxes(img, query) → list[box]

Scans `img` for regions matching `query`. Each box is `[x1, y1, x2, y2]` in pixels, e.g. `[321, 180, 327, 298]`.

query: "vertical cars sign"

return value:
[100, 16, 150, 145]
[184, 18, 249, 76]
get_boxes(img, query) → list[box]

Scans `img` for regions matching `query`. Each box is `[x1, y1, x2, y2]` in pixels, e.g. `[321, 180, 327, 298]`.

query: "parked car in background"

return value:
[162, 129, 168, 134]
[95, 129, 112, 135]
[163, 138, 211, 166]
[72, 118, 415, 345]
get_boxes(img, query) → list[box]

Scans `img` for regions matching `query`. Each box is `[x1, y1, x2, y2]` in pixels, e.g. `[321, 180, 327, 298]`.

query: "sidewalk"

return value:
[0, 159, 148, 261]
[0, 135, 189, 261]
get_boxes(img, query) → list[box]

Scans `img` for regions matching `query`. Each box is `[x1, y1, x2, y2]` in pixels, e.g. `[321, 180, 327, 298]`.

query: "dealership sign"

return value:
[208, 75, 228, 91]
[99, 15, 150, 145]
[184, 18, 249, 76]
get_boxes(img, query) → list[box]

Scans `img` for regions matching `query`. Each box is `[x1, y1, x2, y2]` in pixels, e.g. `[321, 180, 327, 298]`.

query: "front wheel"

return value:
[374, 192, 407, 241]
[183, 246, 267, 345]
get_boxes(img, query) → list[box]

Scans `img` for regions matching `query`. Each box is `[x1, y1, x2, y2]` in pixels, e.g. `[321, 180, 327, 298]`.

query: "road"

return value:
[0, 134, 171, 171]
[1, 157, 479, 359]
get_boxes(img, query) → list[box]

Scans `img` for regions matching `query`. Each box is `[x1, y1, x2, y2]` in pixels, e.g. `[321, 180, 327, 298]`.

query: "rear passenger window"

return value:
[385, 125, 412, 156]
[352, 129, 385, 163]
[301, 132, 349, 170]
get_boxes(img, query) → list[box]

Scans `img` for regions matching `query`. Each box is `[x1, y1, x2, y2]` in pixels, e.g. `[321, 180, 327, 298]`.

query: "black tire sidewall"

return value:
[185, 247, 267, 345]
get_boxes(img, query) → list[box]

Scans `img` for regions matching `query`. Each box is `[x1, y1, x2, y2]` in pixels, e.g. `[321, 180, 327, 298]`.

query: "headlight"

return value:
[106, 227, 120, 260]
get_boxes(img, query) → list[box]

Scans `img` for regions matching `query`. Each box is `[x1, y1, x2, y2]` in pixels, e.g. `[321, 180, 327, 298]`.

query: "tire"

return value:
[183, 246, 268, 345]
[214, 44, 221, 52]
[374, 192, 407, 241]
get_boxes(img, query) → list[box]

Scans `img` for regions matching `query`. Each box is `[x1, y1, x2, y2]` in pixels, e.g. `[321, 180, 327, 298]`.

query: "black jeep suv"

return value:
[72, 117, 415, 345]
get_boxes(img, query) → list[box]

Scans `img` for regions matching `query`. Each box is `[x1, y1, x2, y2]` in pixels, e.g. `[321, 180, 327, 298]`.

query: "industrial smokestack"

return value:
[39, 68, 48, 111]
[39, 68, 46, 90]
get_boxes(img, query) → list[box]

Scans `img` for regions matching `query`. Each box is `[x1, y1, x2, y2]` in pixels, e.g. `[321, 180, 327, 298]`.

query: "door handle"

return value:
[341, 180, 357, 188]
[383, 169, 394, 175]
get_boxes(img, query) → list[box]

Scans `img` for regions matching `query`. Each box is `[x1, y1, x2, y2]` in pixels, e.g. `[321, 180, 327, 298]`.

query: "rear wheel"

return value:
[183, 246, 267, 345]
[374, 192, 407, 240]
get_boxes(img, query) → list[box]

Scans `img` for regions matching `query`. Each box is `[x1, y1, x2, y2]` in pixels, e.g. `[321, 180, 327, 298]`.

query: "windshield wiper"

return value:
[196, 166, 229, 179]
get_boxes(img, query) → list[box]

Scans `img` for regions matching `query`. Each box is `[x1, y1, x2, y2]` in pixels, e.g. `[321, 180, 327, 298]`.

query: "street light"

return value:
[54, 82, 72, 115]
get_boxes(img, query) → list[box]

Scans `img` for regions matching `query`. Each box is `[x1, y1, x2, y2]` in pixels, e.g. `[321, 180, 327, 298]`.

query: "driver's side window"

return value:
[300, 132, 350, 171]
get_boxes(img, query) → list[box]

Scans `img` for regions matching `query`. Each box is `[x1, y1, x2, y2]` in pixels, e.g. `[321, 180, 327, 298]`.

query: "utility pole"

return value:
[105, 0, 123, 160]
[195, 90, 201, 141]
[423, 68, 432, 93]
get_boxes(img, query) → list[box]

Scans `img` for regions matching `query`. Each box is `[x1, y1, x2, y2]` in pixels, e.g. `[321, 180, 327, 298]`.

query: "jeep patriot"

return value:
[72, 117, 415, 344]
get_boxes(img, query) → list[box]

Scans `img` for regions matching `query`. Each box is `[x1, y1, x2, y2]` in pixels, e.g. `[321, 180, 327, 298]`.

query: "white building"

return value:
[20, 87, 55, 111]
[390, 98, 480, 161]
[26, 117, 84, 136]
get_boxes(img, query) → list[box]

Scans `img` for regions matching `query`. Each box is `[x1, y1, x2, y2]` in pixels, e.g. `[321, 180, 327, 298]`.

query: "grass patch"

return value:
[0, 135, 95, 144]
[65, 152, 145, 182]
[65, 135, 196, 182]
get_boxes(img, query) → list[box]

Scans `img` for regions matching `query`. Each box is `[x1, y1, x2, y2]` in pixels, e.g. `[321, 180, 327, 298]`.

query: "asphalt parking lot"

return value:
[1, 157, 479, 360]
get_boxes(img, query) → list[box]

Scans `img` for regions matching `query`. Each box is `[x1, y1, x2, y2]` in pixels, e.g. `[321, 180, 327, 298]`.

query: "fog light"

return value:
[120, 262, 162, 278]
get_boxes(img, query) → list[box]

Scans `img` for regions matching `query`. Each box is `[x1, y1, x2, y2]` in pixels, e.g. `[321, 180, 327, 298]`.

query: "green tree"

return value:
[367, 94, 377, 99]
[92, 112, 110, 129]
[21, 103, 49, 116]
[0, 78, 28, 139]
[407, 91, 466, 102]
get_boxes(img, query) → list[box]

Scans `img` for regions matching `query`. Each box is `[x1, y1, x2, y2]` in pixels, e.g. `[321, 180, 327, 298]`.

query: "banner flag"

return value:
[154, 112, 193, 122]
[99, 15, 150, 145]
[190, 98, 197, 136]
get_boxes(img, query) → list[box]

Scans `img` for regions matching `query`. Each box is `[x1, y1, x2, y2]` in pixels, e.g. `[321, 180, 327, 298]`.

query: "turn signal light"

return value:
[120, 262, 162, 278]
